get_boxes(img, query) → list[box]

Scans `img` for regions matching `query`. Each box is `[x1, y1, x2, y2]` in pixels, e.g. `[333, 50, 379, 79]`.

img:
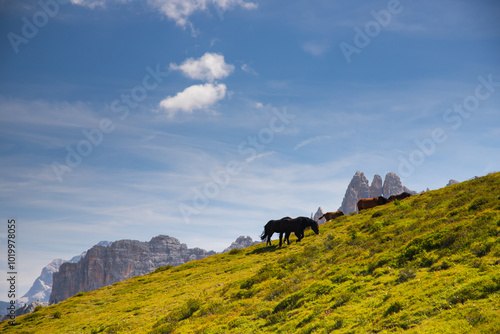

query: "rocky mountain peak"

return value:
[370, 174, 383, 197]
[339, 171, 371, 214]
[17, 259, 65, 305]
[339, 171, 416, 214]
[312, 207, 325, 223]
[382, 172, 404, 198]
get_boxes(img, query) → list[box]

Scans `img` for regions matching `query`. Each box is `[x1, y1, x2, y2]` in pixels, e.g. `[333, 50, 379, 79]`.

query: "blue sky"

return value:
[1, 0, 499, 297]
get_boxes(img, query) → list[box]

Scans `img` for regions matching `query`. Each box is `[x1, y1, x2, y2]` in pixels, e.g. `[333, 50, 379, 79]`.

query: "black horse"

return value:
[261, 216, 319, 247]
[261, 217, 291, 246]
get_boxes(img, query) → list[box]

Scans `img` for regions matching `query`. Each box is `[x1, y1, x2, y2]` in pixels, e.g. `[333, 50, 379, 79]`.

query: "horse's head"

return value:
[311, 221, 319, 235]
[303, 217, 319, 235]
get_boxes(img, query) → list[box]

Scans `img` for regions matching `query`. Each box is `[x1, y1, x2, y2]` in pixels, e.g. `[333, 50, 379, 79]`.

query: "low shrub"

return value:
[430, 260, 451, 271]
[468, 198, 489, 211]
[384, 301, 404, 317]
[397, 268, 416, 283]
[154, 265, 173, 273]
[149, 323, 175, 334]
[471, 240, 493, 257]
[331, 318, 344, 330]
[198, 301, 224, 317]
[370, 221, 383, 233]
[466, 308, 486, 326]
[415, 250, 437, 267]
[240, 263, 280, 290]
[331, 291, 351, 309]
[153, 298, 202, 328]
[273, 291, 305, 313]
[448, 274, 500, 304]
[228, 248, 242, 255]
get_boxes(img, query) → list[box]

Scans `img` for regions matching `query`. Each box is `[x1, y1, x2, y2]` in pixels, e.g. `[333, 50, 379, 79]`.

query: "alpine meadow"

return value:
[2, 172, 499, 334]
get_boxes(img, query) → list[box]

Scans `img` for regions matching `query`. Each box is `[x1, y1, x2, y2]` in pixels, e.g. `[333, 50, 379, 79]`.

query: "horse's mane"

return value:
[296, 216, 317, 226]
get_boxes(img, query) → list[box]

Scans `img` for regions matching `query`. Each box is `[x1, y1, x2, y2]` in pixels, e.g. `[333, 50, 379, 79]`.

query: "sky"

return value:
[1, 0, 499, 299]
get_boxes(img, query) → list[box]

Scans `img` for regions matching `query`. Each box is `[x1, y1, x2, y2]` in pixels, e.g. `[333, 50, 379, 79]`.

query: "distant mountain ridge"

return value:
[49, 235, 217, 304]
[223, 236, 260, 253]
[49, 235, 261, 304]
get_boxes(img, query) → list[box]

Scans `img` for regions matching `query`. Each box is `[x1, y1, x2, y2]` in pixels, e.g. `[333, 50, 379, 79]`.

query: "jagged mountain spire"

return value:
[339, 171, 416, 214]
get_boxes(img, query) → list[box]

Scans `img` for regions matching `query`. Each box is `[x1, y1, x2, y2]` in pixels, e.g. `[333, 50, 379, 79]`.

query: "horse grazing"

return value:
[318, 211, 344, 222]
[261, 216, 319, 247]
[357, 196, 388, 212]
[261, 217, 292, 246]
[388, 192, 412, 202]
[278, 217, 319, 247]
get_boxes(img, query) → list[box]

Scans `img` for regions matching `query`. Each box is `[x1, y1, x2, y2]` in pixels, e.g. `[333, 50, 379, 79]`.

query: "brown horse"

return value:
[357, 196, 388, 212]
[318, 211, 344, 222]
[388, 192, 412, 202]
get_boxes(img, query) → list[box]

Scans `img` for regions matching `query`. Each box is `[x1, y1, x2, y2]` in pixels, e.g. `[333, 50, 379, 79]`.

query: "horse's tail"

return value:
[260, 228, 268, 241]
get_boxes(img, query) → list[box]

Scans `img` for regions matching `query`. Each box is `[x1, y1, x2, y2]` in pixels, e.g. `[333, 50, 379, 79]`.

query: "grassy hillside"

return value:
[2, 173, 500, 334]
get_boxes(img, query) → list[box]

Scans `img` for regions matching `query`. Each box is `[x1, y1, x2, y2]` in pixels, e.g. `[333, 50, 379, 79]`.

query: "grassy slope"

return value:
[2, 173, 500, 334]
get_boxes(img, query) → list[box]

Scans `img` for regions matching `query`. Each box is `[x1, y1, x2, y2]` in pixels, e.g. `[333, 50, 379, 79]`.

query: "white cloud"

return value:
[148, 0, 206, 27]
[170, 52, 234, 82]
[157, 83, 227, 117]
[160, 53, 234, 118]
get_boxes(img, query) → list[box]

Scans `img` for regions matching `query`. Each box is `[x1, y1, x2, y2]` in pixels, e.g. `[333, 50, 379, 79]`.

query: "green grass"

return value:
[2, 172, 500, 333]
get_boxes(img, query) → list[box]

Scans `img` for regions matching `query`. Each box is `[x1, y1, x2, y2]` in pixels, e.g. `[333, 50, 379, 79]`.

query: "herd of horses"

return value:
[261, 192, 412, 247]
[357, 192, 412, 212]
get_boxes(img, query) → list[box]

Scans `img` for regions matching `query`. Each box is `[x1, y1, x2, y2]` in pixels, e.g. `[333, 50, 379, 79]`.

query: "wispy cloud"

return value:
[241, 63, 258, 75]
[245, 151, 274, 164]
[69, 0, 258, 29]
[294, 135, 331, 150]
[301, 40, 330, 56]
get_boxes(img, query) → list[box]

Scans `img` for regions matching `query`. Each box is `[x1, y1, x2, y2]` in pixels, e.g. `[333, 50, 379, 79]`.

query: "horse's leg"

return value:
[285, 232, 291, 245]
[266, 231, 271, 246]
[296, 231, 302, 242]
[279, 232, 283, 247]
